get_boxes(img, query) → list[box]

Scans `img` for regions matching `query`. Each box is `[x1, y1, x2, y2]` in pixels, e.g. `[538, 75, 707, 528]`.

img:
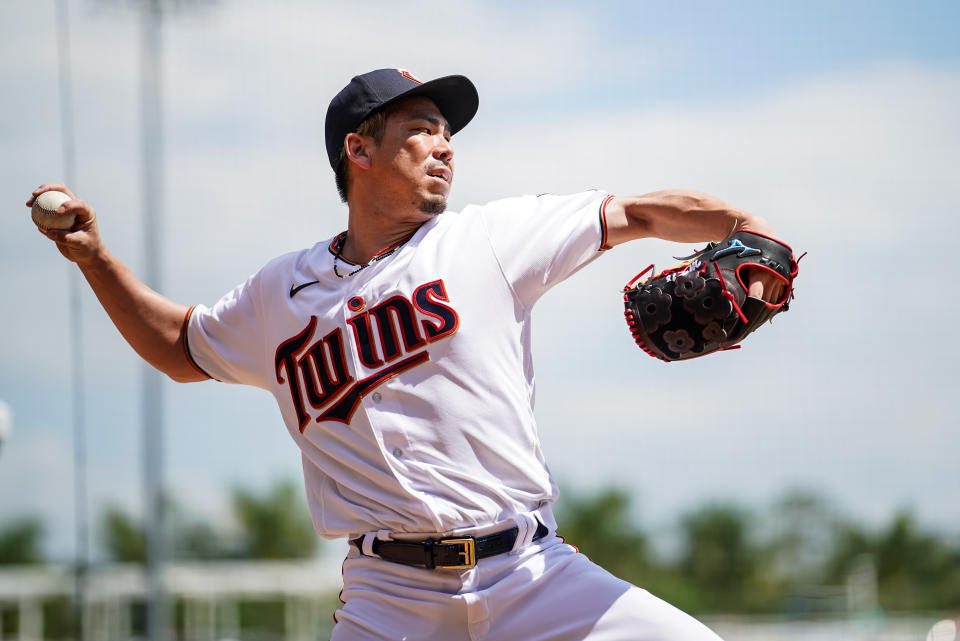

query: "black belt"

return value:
[351, 522, 549, 570]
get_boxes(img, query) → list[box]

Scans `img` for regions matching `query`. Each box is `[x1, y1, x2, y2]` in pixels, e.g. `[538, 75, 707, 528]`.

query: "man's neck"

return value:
[342, 203, 431, 265]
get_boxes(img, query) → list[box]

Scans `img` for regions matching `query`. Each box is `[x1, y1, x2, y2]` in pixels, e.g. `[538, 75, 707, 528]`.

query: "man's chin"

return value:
[419, 196, 448, 216]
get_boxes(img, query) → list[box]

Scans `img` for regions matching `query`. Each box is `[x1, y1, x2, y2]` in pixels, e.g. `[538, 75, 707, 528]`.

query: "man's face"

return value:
[366, 96, 454, 216]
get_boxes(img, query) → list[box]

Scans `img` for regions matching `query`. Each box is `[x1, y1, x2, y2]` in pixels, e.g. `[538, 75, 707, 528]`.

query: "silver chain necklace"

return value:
[332, 232, 409, 279]
[333, 251, 368, 278]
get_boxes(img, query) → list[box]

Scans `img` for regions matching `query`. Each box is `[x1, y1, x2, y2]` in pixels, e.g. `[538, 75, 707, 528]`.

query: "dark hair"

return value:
[334, 109, 390, 202]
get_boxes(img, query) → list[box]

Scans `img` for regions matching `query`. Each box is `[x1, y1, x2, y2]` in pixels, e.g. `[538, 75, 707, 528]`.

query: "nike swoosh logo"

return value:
[289, 280, 320, 298]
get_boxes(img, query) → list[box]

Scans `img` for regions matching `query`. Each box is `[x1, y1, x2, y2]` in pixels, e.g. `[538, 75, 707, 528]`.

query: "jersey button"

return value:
[392, 447, 403, 458]
[371, 392, 382, 403]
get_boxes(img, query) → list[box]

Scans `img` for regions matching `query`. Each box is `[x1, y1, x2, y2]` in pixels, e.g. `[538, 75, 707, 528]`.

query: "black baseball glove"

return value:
[623, 231, 800, 362]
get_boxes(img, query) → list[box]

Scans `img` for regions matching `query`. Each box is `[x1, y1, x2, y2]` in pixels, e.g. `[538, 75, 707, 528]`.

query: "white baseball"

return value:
[31, 190, 75, 232]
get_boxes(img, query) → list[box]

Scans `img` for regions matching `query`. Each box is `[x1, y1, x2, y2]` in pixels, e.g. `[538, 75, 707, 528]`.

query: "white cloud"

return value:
[459, 64, 960, 242]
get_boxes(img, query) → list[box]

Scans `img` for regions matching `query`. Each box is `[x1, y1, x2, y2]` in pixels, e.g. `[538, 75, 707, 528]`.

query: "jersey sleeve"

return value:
[478, 190, 613, 309]
[185, 270, 271, 390]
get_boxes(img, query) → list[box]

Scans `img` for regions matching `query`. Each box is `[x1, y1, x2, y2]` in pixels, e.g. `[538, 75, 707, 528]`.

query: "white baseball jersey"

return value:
[185, 190, 614, 540]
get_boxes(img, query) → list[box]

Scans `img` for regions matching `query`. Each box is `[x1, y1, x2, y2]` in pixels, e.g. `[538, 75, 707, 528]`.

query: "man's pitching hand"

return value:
[27, 184, 102, 265]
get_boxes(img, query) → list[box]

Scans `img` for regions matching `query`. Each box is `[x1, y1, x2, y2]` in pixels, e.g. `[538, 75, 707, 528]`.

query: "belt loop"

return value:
[510, 513, 536, 554]
[424, 539, 435, 569]
[361, 530, 391, 557]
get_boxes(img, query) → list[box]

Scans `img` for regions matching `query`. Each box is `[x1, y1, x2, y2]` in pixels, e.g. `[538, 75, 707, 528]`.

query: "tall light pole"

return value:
[140, 1, 168, 640]
[53, 2, 89, 640]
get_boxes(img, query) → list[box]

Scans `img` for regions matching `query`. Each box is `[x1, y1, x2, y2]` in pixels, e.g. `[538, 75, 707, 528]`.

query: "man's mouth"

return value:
[426, 166, 452, 183]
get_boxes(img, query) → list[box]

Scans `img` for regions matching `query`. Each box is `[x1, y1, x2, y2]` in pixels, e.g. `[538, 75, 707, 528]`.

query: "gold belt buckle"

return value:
[437, 537, 476, 569]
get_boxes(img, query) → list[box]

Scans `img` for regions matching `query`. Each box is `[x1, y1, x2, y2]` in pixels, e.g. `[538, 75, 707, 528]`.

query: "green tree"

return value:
[231, 480, 317, 559]
[101, 506, 146, 563]
[98, 481, 317, 562]
[175, 520, 229, 560]
[823, 519, 872, 581]
[0, 517, 45, 565]
[166, 498, 232, 560]
[679, 503, 756, 612]
[872, 512, 960, 610]
[101, 500, 225, 563]
[764, 489, 836, 584]
[554, 486, 649, 582]
[824, 510, 960, 612]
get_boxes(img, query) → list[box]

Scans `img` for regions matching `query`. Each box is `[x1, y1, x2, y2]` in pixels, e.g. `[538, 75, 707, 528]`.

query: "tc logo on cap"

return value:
[398, 69, 423, 84]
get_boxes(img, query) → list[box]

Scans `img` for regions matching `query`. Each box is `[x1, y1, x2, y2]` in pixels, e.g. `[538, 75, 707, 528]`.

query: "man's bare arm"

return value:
[604, 190, 782, 301]
[27, 184, 207, 383]
[603, 190, 775, 246]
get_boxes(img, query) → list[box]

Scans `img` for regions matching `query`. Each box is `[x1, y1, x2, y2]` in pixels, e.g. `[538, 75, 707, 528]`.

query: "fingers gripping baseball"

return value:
[27, 184, 102, 264]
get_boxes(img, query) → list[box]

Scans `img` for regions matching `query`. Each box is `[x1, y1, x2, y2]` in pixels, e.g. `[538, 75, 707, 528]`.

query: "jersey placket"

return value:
[339, 269, 419, 492]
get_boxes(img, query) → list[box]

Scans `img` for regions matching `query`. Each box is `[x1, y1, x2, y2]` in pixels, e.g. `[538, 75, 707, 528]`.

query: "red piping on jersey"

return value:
[181, 305, 213, 380]
[335, 558, 347, 625]
[599, 195, 615, 251]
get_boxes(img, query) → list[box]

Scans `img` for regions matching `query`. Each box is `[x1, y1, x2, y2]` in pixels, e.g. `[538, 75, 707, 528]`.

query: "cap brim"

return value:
[380, 74, 479, 136]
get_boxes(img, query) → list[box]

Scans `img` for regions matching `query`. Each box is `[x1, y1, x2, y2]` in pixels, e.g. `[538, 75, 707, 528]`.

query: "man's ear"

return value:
[345, 132, 373, 170]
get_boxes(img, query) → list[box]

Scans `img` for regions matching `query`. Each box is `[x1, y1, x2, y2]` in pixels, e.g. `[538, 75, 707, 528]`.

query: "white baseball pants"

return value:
[332, 535, 724, 641]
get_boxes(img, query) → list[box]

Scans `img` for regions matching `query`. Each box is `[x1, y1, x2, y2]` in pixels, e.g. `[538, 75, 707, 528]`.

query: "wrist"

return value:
[75, 244, 113, 274]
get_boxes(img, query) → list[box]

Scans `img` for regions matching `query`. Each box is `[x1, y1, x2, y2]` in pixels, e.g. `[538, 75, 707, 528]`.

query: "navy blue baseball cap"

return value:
[324, 68, 479, 169]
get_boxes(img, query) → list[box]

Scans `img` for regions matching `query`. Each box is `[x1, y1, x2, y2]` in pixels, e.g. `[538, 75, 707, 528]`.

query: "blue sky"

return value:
[464, 0, 960, 109]
[1, 0, 958, 560]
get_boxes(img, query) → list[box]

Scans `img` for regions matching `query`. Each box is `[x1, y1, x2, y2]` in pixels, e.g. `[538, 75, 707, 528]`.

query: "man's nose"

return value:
[433, 135, 454, 161]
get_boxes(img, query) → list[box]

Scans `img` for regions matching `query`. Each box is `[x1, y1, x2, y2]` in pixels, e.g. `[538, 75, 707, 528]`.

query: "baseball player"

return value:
[30, 68, 783, 640]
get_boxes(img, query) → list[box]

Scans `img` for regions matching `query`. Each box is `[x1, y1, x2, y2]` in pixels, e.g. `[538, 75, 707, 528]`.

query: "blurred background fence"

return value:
[0, 562, 950, 641]
[1, 482, 957, 640]
[0, 560, 342, 641]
